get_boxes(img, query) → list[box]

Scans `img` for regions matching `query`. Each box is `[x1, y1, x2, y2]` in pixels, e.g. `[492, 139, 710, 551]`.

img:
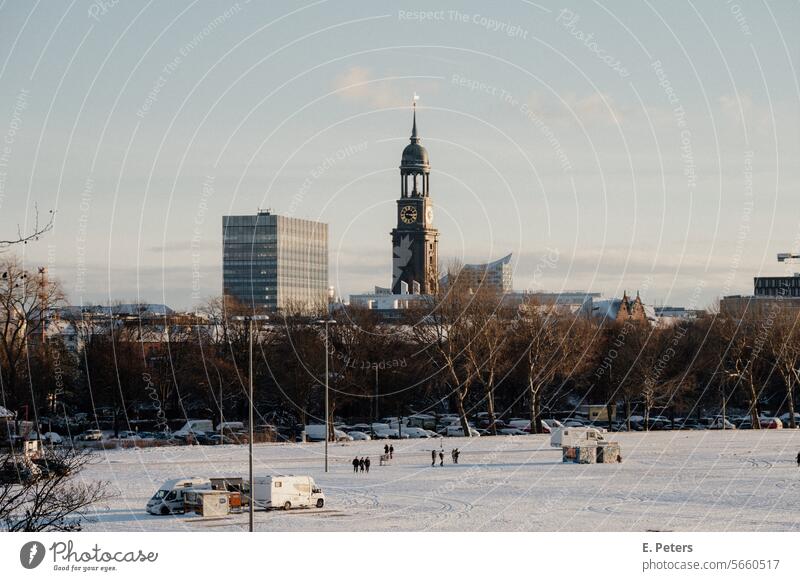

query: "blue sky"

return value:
[0, 0, 798, 309]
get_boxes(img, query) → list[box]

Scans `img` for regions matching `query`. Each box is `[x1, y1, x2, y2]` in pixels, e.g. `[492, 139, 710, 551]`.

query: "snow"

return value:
[80, 430, 800, 532]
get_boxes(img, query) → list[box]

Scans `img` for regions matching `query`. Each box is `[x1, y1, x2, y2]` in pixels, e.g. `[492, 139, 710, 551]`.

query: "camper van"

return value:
[146, 477, 211, 515]
[550, 427, 606, 448]
[253, 475, 325, 510]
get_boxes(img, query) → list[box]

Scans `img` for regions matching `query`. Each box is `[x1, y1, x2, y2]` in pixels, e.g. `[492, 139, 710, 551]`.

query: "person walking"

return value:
[796, 451, 800, 467]
[359, 457, 365, 473]
[431, 449, 436, 466]
[384, 444, 389, 455]
[453, 449, 460, 464]
[365, 457, 371, 473]
[450, 449, 456, 463]
[352, 456, 359, 473]
[389, 444, 394, 459]
[439, 450, 444, 466]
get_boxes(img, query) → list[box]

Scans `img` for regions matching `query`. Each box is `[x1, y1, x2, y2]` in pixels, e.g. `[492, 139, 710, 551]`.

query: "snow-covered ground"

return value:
[80, 430, 800, 532]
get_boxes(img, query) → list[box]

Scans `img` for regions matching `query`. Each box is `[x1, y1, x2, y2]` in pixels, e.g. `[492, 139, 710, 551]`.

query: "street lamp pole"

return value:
[232, 314, 269, 532]
[314, 317, 337, 473]
[324, 320, 329, 473]
[248, 317, 254, 532]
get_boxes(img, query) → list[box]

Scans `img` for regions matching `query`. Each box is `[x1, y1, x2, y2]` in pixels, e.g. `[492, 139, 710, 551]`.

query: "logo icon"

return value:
[20, 541, 46, 569]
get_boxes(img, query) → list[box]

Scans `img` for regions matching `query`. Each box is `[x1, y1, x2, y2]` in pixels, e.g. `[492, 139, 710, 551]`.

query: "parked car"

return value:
[707, 418, 736, 430]
[117, 431, 141, 440]
[77, 429, 103, 441]
[563, 419, 586, 428]
[207, 434, 236, 445]
[759, 417, 783, 429]
[401, 427, 431, 438]
[374, 428, 409, 439]
[28, 431, 64, 445]
[347, 431, 371, 441]
[443, 425, 480, 437]
[498, 428, 527, 436]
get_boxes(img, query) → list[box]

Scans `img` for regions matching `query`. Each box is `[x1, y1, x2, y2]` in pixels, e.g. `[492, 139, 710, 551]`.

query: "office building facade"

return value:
[222, 211, 328, 312]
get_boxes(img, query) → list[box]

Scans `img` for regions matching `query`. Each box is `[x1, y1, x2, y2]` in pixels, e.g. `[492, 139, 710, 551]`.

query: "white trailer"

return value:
[550, 427, 605, 448]
[253, 475, 325, 510]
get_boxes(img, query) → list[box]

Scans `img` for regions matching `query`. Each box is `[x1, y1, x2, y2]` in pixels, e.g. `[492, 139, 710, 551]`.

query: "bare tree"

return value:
[0, 447, 112, 532]
[0, 206, 54, 252]
[767, 311, 800, 428]
[411, 265, 477, 436]
[464, 286, 509, 435]
[0, 256, 66, 410]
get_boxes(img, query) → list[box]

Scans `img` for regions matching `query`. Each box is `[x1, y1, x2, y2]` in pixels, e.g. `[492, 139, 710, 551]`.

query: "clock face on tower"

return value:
[400, 205, 418, 224]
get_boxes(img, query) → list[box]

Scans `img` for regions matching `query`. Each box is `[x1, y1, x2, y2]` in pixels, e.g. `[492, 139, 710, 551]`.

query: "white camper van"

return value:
[550, 427, 606, 448]
[253, 475, 325, 510]
[146, 477, 211, 515]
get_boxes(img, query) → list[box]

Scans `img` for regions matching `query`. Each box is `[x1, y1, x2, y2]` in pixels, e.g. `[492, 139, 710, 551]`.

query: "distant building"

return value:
[593, 291, 652, 324]
[754, 274, 800, 297]
[653, 306, 703, 327]
[502, 290, 599, 317]
[719, 295, 800, 318]
[441, 254, 513, 294]
[222, 211, 328, 312]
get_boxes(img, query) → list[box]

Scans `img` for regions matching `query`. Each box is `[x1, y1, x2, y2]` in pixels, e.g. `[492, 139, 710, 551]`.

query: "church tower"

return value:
[391, 105, 439, 294]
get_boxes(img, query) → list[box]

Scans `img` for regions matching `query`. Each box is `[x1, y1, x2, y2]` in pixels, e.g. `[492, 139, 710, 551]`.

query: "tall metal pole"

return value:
[324, 321, 329, 473]
[248, 318, 254, 532]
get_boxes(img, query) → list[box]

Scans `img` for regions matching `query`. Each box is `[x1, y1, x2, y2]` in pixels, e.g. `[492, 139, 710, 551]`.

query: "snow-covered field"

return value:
[80, 430, 800, 532]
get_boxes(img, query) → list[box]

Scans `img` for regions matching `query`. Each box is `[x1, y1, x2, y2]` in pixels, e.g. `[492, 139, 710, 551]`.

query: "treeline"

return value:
[2, 255, 799, 435]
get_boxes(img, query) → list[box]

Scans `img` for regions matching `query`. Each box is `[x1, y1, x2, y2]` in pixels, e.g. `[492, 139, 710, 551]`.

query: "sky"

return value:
[0, 0, 798, 310]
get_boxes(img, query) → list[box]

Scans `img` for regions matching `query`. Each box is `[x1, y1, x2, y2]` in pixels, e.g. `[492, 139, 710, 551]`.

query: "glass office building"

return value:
[222, 211, 328, 312]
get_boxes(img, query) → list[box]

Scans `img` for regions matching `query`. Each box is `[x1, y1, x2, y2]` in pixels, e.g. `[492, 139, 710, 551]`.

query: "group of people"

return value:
[352, 456, 371, 473]
[383, 444, 394, 459]
[431, 448, 460, 466]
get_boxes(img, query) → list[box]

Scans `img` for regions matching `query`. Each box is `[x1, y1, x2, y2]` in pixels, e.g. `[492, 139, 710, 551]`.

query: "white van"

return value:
[303, 424, 351, 442]
[550, 427, 605, 448]
[174, 419, 213, 437]
[401, 427, 431, 438]
[216, 421, 244, 432]
[146, 477, 211, 515]
[253, 475, 325, 510]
